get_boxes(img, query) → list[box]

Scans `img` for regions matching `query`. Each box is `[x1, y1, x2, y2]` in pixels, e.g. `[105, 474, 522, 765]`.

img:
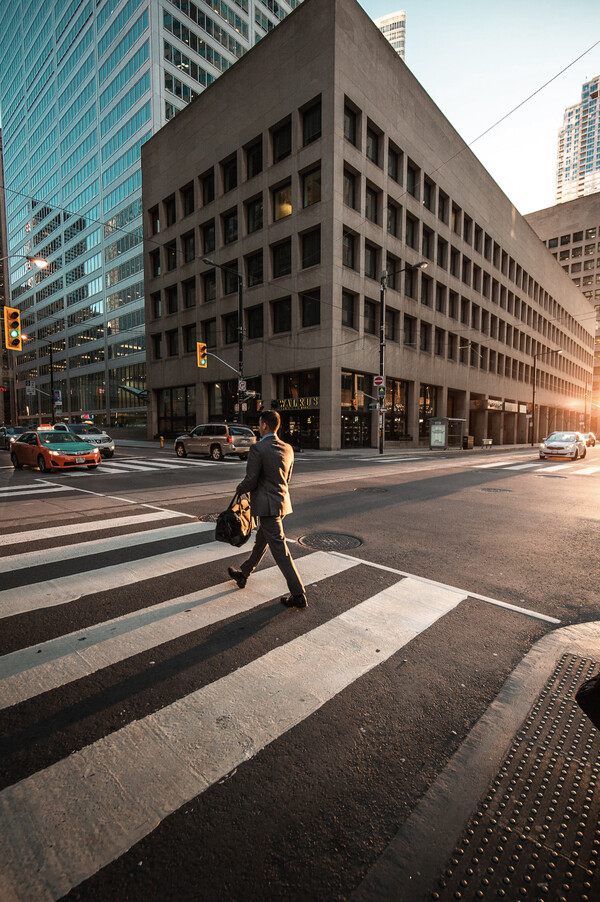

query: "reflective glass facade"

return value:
[0, 0, 298, 425]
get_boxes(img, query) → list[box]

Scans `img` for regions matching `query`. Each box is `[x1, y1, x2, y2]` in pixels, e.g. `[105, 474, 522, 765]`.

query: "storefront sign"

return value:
[504, 401, 518, 412]
[274, 396, 320, 410]
[471, 399, 503, 411]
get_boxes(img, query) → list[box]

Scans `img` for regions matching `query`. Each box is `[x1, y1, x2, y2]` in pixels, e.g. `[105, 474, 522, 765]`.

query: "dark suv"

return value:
[174, 424, 256, 461]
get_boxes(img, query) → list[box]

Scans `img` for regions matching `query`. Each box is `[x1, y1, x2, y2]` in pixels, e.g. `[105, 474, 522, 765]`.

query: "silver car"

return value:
[539, 431, 587, 460]
[53, 423, 115, 457]
[0, 426, 26, 450]
[174, 423, 256, 461]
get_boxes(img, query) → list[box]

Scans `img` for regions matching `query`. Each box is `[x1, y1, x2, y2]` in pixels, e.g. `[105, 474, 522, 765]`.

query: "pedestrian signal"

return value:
[197, 342, 208, 368]
[3, 306, 22, 351]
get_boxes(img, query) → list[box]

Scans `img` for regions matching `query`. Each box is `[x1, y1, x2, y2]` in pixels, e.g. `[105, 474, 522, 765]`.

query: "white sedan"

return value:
[539, 432, 587, 460]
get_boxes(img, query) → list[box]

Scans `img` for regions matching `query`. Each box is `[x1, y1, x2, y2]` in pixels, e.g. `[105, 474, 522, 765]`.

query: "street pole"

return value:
[237, 274, 244, 425]
[531, 353, 537, 447]
[49, 341, 55, 425]
[379, 269, 387, 455]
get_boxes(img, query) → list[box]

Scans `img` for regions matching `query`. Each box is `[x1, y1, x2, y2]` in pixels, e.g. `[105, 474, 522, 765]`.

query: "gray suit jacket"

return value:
[236, 434, 294, 518]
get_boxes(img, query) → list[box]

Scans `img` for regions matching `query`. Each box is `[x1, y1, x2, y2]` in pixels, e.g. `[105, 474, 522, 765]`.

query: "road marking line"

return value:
[535, 463, 574, 471]
[356, 456, 421, 463]
[504, 462, 542, 470]
[0, 485, 70, 497]
[35, 482, 198, 519]
[0, 577, 464, 901]
[0, 552, 356, 709]
[0, 522, 212, 573]
[145, 457, 215, 467]
[473, 459, 520, 468]
[0, 510, 187, 547]
[330, 552, 560, 625]
[99, 462, 162, 472]
[570, 466, 600, 475]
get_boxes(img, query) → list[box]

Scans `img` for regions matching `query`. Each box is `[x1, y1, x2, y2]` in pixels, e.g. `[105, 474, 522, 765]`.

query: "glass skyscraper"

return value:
[556, 75, 600, 205]
[0, 0, 298, 425]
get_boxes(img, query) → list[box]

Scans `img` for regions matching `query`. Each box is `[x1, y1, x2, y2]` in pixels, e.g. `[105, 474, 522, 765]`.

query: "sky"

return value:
[359, 0, 600, 215]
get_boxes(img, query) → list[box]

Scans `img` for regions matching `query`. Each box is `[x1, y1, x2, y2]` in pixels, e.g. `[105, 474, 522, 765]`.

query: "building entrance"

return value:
[341, 412, 371, 447]
[279, 411, 320, 449]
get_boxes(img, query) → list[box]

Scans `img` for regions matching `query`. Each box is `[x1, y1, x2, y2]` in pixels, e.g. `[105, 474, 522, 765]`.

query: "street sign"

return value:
[238, 379, 247, 392]
[373, 376, 384, 387]
[377, 385, 386, 398]
[25, 379, 36, 396]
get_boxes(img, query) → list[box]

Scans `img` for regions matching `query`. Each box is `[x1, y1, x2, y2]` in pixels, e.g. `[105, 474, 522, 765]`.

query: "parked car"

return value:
[11, 430, 101, 472]
[539, 431, 587, 460]
[0, 425, 26, 450]
[581, 432, 596, 447]
[52, 422, 115, 457]
[174, 424, 256, 461]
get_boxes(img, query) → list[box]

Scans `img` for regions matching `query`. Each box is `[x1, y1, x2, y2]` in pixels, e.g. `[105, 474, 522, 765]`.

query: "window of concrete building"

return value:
[202, 220, 215, 254]
[152, 333, 162, 360]
[222, 260, 238, 294]
[273, 182, 292, 221]
[151, 291, 161, 318]
[165, 242, 177, 271]
[388, 143, 401, 182]
[448, 291, 458, 319]
[246, 195, 263, 233]
[272, 119, 292, 163]
[384, 254, 399, 290]
[437, 236, 448, 269]
[481, 309, 489, 334]
[451, 203, 461, 235]
[421, 274, 432, 306]
[364, 299, 377, 334]
[272, 296, 292, 333]
[245, 137, 263, 179]
[584, 260, 595, 271]
[222, 207, 238, 244]
[438, 190, 448, 224]
[447, 332, 456, 359]
[272, 239, 292, 278]
[301, 228, 320, 268]
[342, 290, 356, 329]
[385, 308, 396, 341]
[182, 230, 195, 263]
[366, 124, 380, 165]
[472, 264, 481, 292]
[493, 242, 501, 269]
[150, 249, 161, 277]
[183, 323, 197, 353]
[559, 249, 570, 261]
[404, 267, 416, 299]
[548, 237, 558, 248]
[223, 312, 237, 344]
[164, 195, 176, 227]
[423, 176, 435, 211]
[221, 154, 237, 193]
[474, 224, 483, 254]
[246, 250, 263, 286]
[450, 246, 460, 277]
[463, 215, 473, 245]
[343, 231, 356, 269]
[167, 329, 178, 356]
[247, 304, 264, 339]
[343, 168, 357, 208]
[364, 243, 378, 280]
[301, 290, 320, 327]
[387, 201, 400, 237]
[181, 183, 194, 217]
[585, 243, 595, 255]
[166, 285, 178, 314]
[203, 318, 216, 347]
[404, 314, 416, 346]
[149, 206, 160, 235]
[573, 231, 583, 241]
[365, 185, 379, 223]
[201, 169, 215, 205]
[422, 226, 434, 260]
[560, 234, 571, 245]
[484, 234, 492, 260]
[462, 256, 471, 285]
[586, 227, 597, 239]
[344, 103, 358, 146]
[302, 97, 321, 146]
[183, 278, 196, 308]
[203, 270, 216, 302]
[471, 303, 480, 330]
[407, 160, 420, 199]
[435, 283, 446, 314]
[435, 328, 445, 356]
[405, 213, 418, 249]
[302, 166, 321, 207]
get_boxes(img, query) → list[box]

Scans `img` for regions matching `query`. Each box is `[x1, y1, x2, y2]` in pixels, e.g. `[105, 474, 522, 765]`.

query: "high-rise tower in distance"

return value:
[556, 75, 600, 204]
[374, 10, 406, 60]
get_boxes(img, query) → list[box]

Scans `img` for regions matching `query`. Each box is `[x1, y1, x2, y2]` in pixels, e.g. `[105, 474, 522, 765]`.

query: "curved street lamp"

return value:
[0, 254, 48, 269]
[379, 261, 428, 454]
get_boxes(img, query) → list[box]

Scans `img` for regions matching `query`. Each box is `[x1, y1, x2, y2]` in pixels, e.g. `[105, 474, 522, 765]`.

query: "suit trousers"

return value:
[240, 515, 305, 598]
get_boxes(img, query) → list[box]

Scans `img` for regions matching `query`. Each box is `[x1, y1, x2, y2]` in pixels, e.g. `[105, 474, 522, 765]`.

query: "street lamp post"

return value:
[202, 257, 244, 424]
[379, 260, 428, 455]
[531, 348, 563, 446]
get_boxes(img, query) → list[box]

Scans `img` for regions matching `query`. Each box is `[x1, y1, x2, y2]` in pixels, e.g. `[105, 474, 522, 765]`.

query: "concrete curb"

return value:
[351, 621, 600, 901]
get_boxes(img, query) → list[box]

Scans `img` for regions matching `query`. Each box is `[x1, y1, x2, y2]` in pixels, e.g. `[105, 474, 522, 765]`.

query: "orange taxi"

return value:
[10, 429, 101, 472]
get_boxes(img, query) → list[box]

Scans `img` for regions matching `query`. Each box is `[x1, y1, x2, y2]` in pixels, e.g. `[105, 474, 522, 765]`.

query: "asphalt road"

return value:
[0, 443, 598, 900]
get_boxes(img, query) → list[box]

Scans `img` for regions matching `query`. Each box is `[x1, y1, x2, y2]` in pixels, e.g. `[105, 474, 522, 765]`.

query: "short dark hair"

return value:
[259, 410, 280, 432]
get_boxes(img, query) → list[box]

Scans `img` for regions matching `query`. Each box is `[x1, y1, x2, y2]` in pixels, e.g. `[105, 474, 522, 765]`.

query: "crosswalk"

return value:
[472, 457, 600, 476]
[0, 508, 555, 901]
[70, 456, 242, 476]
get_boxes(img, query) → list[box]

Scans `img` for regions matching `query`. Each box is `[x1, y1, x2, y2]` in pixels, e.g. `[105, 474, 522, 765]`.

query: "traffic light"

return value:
[351, 398, 358, 410]
[3, 306, 22, 351]
[196, 341, 208, 368]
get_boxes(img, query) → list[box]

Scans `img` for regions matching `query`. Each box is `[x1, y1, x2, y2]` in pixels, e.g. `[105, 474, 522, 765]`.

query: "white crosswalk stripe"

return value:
[0, 508, 554, 901]
[473, 458, 599, 476]
[0, 510, 188, 547]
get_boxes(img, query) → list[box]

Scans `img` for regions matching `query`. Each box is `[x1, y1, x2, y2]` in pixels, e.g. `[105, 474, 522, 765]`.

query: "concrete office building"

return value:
[374, 10, 406, 61]
[142, 0, 594, 450]
[0, 0, 298, 427]
[526, 193, 600, 436]
[556, 75, 600, 204]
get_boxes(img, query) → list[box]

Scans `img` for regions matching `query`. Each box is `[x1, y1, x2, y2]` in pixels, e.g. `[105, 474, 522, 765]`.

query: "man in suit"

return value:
[227, 409, 307, 608]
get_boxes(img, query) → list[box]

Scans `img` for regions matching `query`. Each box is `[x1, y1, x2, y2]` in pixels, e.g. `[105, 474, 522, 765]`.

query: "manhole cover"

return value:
[481, 488, 511, 493]
[298, 533, 362, 551]
[198, 512, 219, 522]
[353, 487, 389, 493]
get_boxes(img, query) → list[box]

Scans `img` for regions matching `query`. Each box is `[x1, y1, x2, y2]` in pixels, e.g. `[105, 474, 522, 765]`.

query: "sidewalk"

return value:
[353, 622, 600, 901]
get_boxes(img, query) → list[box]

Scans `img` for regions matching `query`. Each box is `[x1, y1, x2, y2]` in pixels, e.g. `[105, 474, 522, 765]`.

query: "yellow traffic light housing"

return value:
[3, 306, 22, 351]
[197, 341, 208, 368]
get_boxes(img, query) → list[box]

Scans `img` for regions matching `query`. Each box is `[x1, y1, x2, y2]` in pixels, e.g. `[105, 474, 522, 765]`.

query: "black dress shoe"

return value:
[280, 593, 308, 608]
[228, 567, 247, 589]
